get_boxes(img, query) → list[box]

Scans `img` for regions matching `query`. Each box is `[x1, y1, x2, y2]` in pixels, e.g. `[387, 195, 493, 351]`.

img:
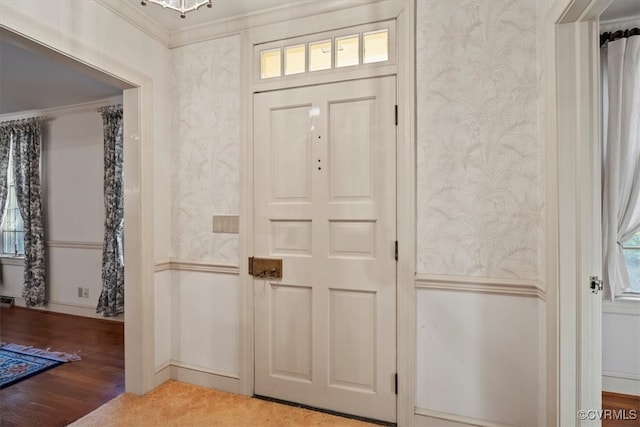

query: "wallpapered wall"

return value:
[170, 35, 241, 264]
[170, 1, 545, 280]
[416, 0, 543, 281]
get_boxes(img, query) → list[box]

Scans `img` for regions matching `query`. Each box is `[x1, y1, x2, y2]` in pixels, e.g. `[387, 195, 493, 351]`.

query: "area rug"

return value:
[69, 380, 376, 427]
[0, 342, 80, 389]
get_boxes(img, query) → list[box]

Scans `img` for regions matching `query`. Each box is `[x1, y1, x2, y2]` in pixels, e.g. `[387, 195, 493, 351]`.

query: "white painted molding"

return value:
[153, 258, 240, 275]
[0, 96, 123, 122]
[153, 258, 171, 273]
[600, 14, 640, 32]
[414, 408, 514, 427]
[396, 1, 416, 425]
[415, 274, 546, 300]
[47, 240, 102, 250]
[603, 299, 640, 315]
[95, 0, 170, 47]
[170, 362, 241, 394]
[7, 295, 124, 322]
[96, 0, 384, 49]
[239, 28, 254, 398]
[154, 362, 171, 387]
[170, 0, 377, 48]
[0, 256, 24, 266]
[602, 371, 640, 396]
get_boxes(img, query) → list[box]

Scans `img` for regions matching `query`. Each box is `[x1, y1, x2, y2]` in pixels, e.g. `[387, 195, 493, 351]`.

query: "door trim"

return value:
[546, 0, 609, 424]
[238, 1, 416, 425]
[0, 5, 156, 395]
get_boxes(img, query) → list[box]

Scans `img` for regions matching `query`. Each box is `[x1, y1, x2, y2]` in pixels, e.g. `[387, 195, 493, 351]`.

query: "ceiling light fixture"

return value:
[140, 0, 213, 19]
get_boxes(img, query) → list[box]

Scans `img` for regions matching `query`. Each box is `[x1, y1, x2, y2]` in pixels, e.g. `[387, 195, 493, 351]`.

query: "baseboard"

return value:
[169, 362, 240, 394]
[603, 371, 640, 396]
[414, 408, 514, 427]
[155, 362, 171, 387]
[8, 296, 123, 322]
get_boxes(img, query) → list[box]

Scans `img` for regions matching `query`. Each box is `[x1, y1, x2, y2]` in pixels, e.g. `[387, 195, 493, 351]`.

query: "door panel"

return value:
[253, 76, 396, 422]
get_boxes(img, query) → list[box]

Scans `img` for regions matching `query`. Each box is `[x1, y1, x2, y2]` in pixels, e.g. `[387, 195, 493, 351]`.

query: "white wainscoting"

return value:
[415, 275, 544, 427]
[154, 260, 240, 393]
[154, 269, 172, 368]
[602, 299, 640, 396]
[0, 241, 120, 321]
[415, 407, 514, 427]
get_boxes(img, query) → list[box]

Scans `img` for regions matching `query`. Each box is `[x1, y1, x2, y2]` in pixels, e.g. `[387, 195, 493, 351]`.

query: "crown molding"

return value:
[95, 0, 171, 47]
[96, 0, 382, 49]
[600, 13, 640, 32]
[169, 0, 374, 48]
[0, 96, 123, 122]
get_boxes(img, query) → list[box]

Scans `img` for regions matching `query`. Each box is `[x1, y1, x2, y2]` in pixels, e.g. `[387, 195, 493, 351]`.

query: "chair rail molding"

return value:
[415, 274, 546, 300]
[153, 258, 239, 275]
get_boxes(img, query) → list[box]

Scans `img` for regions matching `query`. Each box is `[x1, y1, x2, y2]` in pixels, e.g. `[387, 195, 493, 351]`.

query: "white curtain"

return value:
[602, 35, 640, 299]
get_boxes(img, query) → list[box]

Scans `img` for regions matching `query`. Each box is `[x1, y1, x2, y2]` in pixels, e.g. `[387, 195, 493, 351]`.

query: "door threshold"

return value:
[253, 395, 396, 426]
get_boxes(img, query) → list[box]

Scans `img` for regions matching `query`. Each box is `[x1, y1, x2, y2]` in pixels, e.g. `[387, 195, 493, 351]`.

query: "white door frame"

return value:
[238, 1, 416, 425]
[546, 0, 611, 424]
[0, 5, 156, 395]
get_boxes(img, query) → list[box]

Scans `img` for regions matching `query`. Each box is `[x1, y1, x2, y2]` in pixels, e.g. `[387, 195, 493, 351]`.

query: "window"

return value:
[261, 48, 281, 79]
[284, 44, 305, 76]
[622, 231, 640, 293]
[257, 23, 392, 81]
[1, 145, 24, 256]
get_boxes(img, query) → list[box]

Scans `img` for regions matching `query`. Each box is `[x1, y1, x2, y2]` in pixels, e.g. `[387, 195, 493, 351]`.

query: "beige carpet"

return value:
[69, 380, 376, 427]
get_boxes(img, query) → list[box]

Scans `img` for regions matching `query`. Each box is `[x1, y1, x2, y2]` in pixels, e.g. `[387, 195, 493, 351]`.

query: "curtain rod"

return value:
[600, 27, 639, 47]
[97, 104, 122, 113]
[0, 116, 49, 126]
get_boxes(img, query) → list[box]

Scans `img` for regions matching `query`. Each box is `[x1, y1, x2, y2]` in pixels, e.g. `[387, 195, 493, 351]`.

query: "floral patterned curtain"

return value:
[9, 118, 46, 307]
[96, 105, 124, 317]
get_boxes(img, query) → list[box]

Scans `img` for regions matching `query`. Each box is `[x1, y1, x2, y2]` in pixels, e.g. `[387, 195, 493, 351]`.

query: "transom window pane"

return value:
[285, 44, 306, 76]
[335, 35, 359, 68]
[309, 40, 332, 72]
[261, 48, 281, 79]
[363, 29, 389, 64]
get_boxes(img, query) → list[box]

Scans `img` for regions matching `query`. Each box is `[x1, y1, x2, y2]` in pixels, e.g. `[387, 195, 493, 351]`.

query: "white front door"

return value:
[253, 76, 397, 422]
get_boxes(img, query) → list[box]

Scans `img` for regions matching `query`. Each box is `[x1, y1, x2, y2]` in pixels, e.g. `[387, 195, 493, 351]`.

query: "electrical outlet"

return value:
[82, 288, 89, 299]
[78, 287, 83, 298]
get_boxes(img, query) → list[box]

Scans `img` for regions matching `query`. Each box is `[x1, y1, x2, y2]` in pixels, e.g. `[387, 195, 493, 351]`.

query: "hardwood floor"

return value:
[603, 392, 640, 427]
[0, 306, 124, 427]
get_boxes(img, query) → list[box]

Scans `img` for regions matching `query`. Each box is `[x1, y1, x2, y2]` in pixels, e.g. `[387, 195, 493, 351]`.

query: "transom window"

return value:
[258, 21, 394, 81]
[1, 144, 24, 256]
[623, 231, 640, 293]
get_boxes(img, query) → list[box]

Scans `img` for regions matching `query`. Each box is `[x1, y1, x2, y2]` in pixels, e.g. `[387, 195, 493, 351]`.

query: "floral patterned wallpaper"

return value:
[169, 0, 546, 279]
[170, 35, 240, 264]
[416, 0, 543, 280]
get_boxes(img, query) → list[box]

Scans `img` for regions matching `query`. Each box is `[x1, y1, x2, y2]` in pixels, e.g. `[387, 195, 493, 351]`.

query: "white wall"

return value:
[0, 110, 109, 318]
[602, 301, 640, 395]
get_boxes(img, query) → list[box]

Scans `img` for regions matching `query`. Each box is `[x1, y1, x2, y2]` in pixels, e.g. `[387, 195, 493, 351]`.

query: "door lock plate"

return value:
[248, 257, 282, 279]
